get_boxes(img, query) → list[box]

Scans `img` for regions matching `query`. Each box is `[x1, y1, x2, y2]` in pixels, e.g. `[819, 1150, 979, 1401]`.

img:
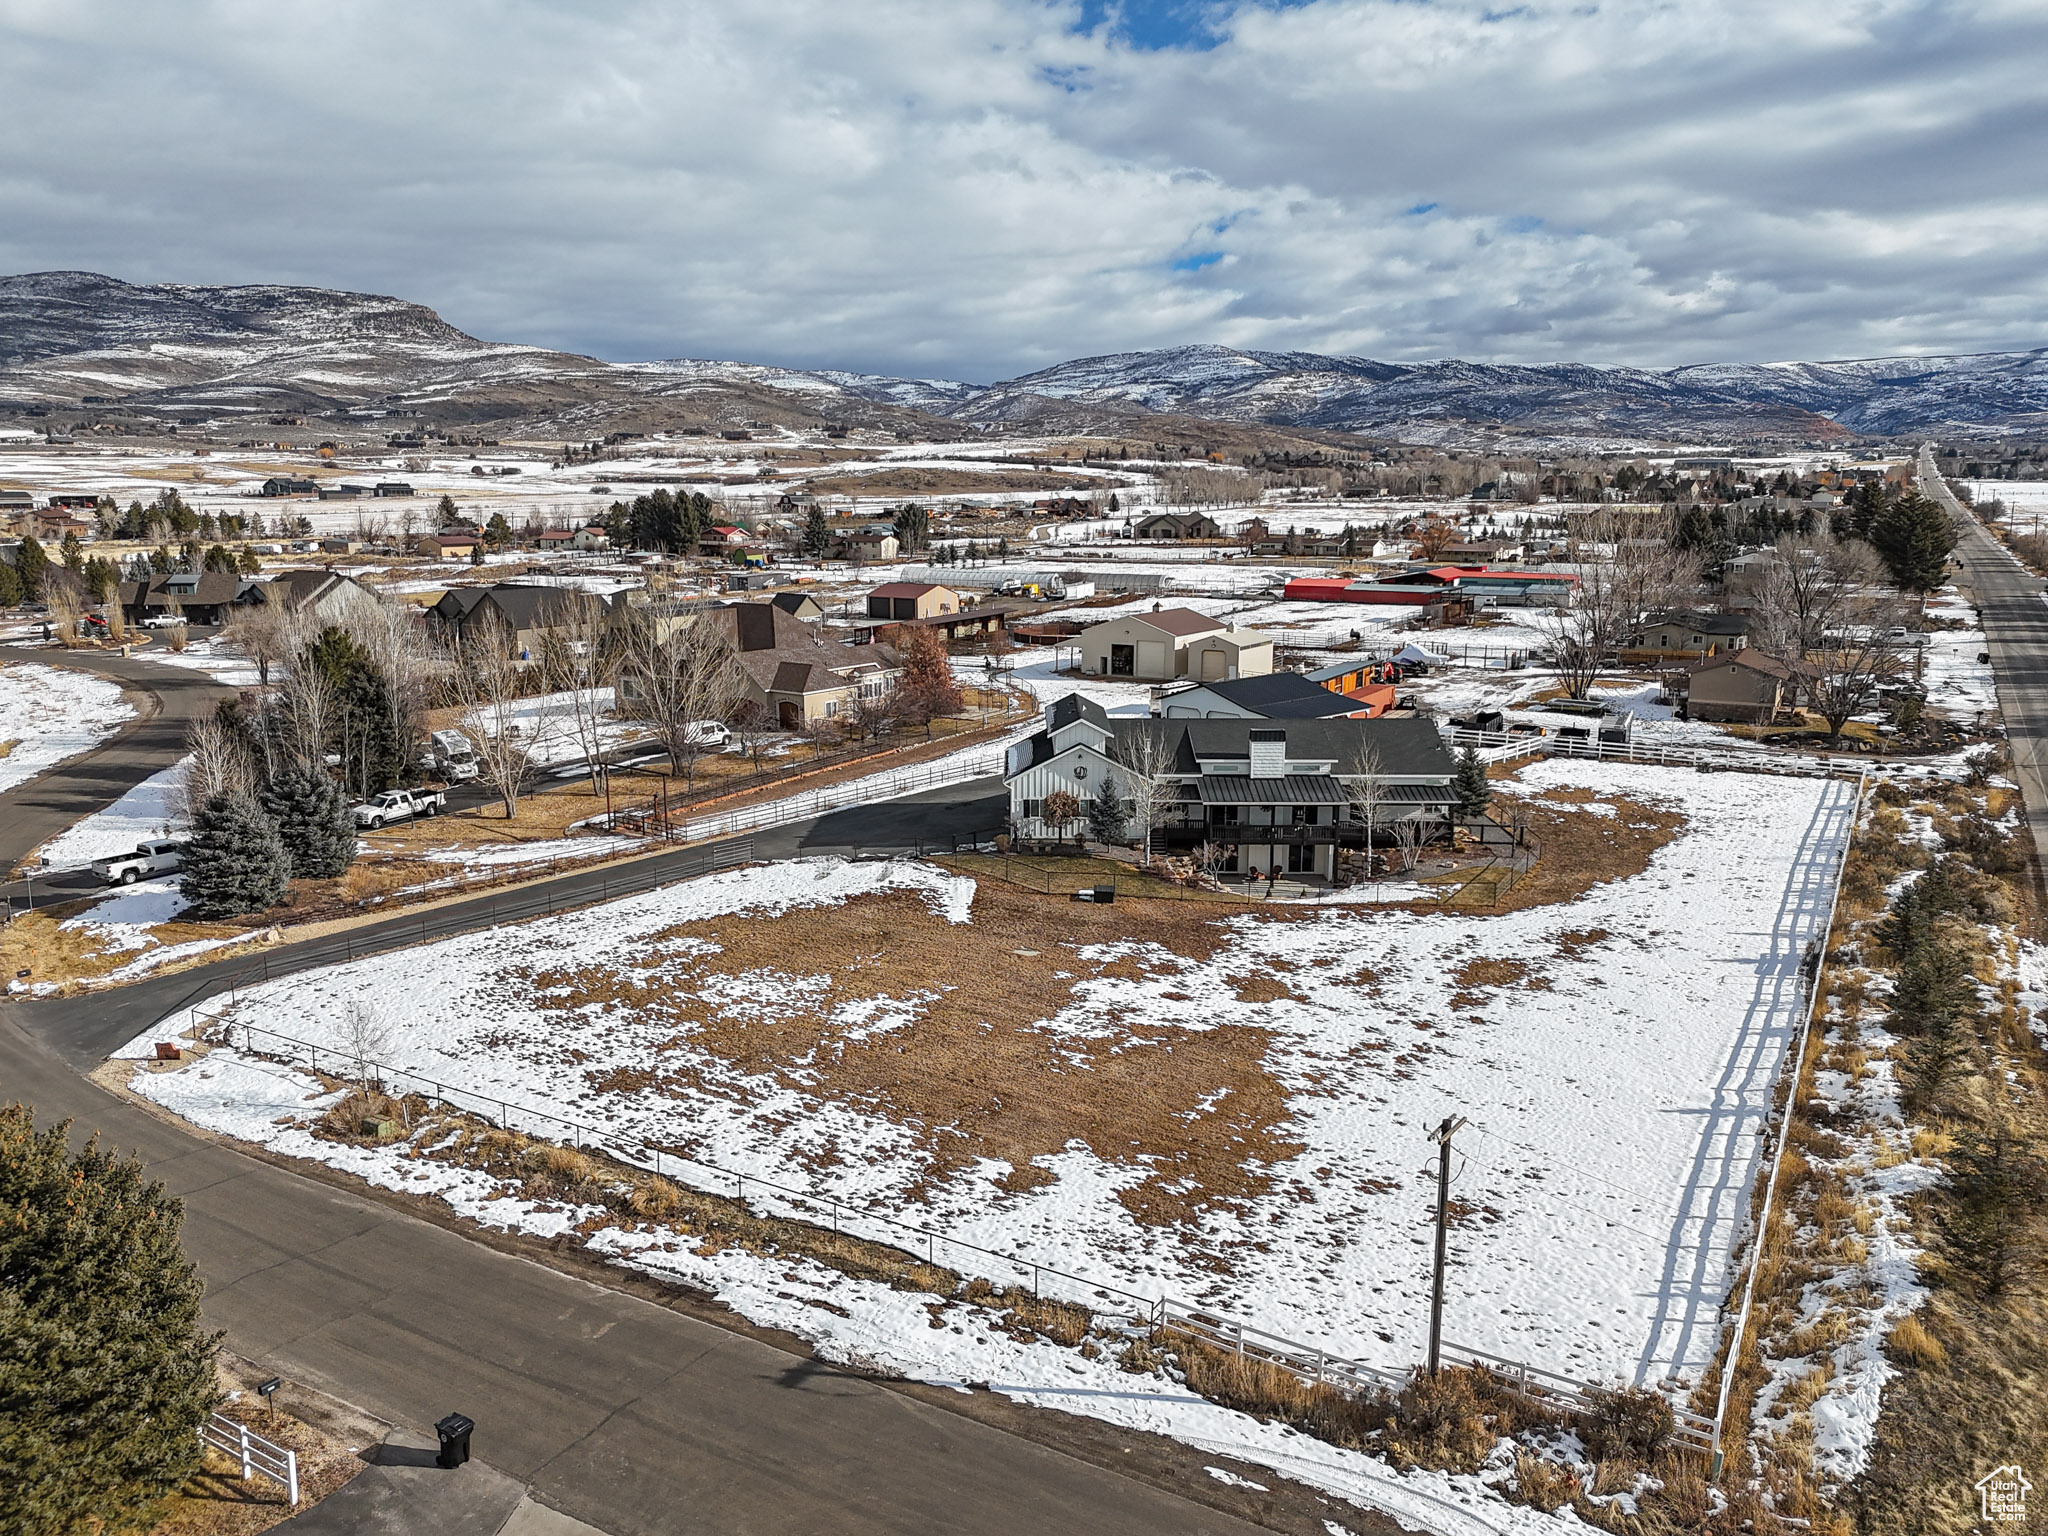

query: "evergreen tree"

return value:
[180, 792, 290, 918]
[14, 535, 46, 598]
[1869, 492, 1956, 593]
[678, 491, 707, 552]
[1935, 1121, 2047, 1296]
[436, 493, 459, 524]
[0, 559, 20, 608]
[58, 530, 83, 574]
[0, 1104, 218, 1536]
[891, 503, 930, 555]
[1450, 747, 1491, 819]
[483, 512, 513, 549]
[1087, 769, 1128, 845]
[260, 766, 357, 879]
[803, 503, 830, 556]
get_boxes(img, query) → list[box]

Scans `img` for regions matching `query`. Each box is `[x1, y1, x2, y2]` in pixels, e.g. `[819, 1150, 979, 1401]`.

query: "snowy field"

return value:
[0, 661, 134, 798]
[135, 759, 1854, 1398]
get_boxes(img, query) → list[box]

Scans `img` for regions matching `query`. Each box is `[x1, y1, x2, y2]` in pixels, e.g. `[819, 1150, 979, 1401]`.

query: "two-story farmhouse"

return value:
[1003, 694, 1456, 880]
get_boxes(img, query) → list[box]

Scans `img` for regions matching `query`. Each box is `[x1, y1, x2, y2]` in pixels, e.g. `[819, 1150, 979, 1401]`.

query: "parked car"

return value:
[427, 729, 480, 783]
[93, 838, 186, 886]
[351, 787, 447, 828]
[683, 720, 732, 747]
[143, 614, 187, 629]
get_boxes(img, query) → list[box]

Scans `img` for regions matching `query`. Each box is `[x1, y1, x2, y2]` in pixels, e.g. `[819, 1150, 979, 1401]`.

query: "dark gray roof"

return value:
[1179, 673, 1358, 718]
[1106, 714, 1455, 780]
[1046, 693, 1114, 732]
[1646, 609, 1750, 635]
[1197, 775, 1348, 805]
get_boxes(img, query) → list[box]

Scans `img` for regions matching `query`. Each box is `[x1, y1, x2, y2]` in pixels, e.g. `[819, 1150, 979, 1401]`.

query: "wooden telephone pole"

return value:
[1427, 1114, 1468, 1375]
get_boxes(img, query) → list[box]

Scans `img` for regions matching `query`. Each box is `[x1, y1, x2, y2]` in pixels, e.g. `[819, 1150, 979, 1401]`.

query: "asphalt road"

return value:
[0, 643, 235, 878]
[0, 771, 1293, 1536]
[1917, 444, 2048, 873]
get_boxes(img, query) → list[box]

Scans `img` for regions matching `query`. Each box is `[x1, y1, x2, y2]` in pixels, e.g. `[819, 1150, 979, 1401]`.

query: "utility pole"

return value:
[1427, 1113, 1468, 1375]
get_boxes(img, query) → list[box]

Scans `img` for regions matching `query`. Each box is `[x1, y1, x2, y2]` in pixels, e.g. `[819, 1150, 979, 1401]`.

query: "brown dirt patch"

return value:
[510, 880, 1311, 1231]
[1490, 794, 1685, 913]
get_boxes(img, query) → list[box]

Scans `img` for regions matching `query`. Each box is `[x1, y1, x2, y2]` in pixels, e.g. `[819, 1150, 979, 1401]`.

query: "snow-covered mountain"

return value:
[5, 272, 2045, 443]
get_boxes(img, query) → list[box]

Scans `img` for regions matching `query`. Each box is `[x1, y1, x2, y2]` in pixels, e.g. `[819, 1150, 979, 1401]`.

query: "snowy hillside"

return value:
[5, 270, 2045, 440]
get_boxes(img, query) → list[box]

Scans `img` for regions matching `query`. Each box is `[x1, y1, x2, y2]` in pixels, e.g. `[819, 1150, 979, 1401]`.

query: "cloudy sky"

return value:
[3, 0, 2044, 380]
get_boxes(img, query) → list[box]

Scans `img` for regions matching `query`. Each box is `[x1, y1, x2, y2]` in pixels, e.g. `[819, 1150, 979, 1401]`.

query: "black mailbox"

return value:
[435, 1413, 474, 1469]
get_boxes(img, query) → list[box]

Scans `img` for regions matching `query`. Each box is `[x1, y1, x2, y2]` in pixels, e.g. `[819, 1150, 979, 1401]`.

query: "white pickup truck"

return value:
[351, 787, 447, 828]
[94, 837, 186, 886]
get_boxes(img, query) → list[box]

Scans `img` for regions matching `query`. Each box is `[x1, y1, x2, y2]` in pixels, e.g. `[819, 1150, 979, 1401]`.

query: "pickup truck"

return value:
[94, 837, 186, 886]
[351, 787, 447, 828]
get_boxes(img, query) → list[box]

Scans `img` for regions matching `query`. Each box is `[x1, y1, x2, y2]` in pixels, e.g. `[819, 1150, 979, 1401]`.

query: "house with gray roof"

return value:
[1003, 692, 1455, 879]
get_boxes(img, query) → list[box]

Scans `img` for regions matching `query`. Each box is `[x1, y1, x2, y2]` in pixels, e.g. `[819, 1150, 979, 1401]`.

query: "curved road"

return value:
[0, 643, 235, 878]
[0, 764, 1327, 1535]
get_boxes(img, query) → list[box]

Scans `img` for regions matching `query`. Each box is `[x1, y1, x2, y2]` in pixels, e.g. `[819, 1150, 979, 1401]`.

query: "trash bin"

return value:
[435, 1413, 473, 1469]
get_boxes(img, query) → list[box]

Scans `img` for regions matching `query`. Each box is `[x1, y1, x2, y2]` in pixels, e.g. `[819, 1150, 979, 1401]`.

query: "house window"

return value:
[1291, 805, 1318, 826]
[1286, 842, 1316, 874]
[1024, 799, 1043, 818]
[1109, 643, 1135, 677]
[1212, 804, 1240, 827]
[823, 700, 839, 717]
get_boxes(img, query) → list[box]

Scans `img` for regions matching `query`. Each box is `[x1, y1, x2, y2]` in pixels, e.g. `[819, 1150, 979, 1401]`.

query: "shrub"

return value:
[1577, 1383, 1674, 1460]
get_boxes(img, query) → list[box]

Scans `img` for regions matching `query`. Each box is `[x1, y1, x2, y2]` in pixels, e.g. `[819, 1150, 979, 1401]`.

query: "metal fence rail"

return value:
[1443, 1341, 1716, 1453]
[200, 1411, 298, 1505]
[1442, 726, 1869, 780]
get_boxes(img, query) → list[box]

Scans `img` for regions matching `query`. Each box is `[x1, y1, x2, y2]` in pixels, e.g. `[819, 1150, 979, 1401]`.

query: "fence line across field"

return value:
[1442, 726, 1874, 780]
[191, 1008, 1694, 1449]
[200, 1411, 298, 1506]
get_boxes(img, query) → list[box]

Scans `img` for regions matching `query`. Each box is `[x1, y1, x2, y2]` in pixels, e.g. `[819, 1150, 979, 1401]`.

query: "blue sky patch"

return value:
[1172, 250, 1226, 271]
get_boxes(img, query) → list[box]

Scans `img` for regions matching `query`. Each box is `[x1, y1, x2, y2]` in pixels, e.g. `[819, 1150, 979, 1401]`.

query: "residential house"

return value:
[866, 581, 959, 621]
[572, 525, 611, 552]
[117, 571, 251, 626]
[259, 476, 317, 497]
[700, 524, 753, 559]
[770, 591, 826, 622]
[249, 569, 383, 630]
[429, 583, 608, 657]
[417, 531, 479, 559]
[317, 537, 361, 555]
[1031, 497, 1091, 517]
[372, 481, 415, 498]
[1077, 607, 1275, 683]
[1002, 693, 1456, 879]
[31, 510, 94, 542]
[317, 484, 368, 500]
[618, 601, 900, 727]
[829, 524, 900, 563]
[536, 529, 577, 551]
[1677, 651, 1805, 723]
[1131, 510, 1223, 541]
[1441, 538, 1525, 564]
[1158, 673, 1374, 720]
[1630, 610, 1750, 656]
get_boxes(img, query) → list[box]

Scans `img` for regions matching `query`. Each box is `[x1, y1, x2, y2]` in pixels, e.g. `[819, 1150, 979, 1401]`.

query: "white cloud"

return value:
[0, 0, 2043, 377]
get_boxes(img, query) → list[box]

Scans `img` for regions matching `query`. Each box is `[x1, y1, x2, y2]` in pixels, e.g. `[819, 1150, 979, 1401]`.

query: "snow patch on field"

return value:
[0, 661, 134, 796]
[34, 755, 191, 868]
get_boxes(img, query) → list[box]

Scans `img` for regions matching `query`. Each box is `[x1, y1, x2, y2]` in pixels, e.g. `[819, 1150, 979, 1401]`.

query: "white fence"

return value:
[1442, 726, 1870, 780]
[196, 1008, 1719, 1458]
[200, 1411, 298, 1506]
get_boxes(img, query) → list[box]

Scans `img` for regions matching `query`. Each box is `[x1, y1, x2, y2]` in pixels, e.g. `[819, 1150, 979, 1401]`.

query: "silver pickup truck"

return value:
[351, 787, 448, 829]
[93, 837, 186, 886]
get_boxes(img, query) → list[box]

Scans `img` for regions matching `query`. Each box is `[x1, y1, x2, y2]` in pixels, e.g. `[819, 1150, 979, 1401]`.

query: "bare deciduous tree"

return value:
[1545, 509, 1702, 699]
[223, 602, 295, 687]
[620, 611, 746, 789]
[1344, 742, 1388, 880]
[1807, 591, 1910, 745]
[178, 713, 254, 823]
[1111, 724, 1176, 867]
[448, 614, 534, 817]
[1751, 533, 1885, 664]
[539, 602, 618, 793]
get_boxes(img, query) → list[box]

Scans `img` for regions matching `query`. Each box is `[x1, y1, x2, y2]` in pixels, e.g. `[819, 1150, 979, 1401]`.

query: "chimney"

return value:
[1249, 727, 1286, 778]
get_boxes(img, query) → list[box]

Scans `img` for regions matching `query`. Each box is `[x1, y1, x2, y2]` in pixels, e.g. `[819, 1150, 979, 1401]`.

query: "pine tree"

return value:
[0, 1105, 218, 1534]
[1087, 769, 1128, 845]
[1935, 1121, 2047, 1296]
[1868, 492, 1957, 594]
[260, 767, 357, 879]
[1450, 747, 1491, 819]
[180, 793, 290, 918]
[15, 535, 47, 598]
[0, 559, 20, 608]
[803, 503, 830, 556]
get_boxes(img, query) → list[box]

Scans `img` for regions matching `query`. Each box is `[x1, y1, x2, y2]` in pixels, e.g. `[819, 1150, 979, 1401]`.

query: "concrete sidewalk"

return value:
[276, 1429, 608, 1536]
